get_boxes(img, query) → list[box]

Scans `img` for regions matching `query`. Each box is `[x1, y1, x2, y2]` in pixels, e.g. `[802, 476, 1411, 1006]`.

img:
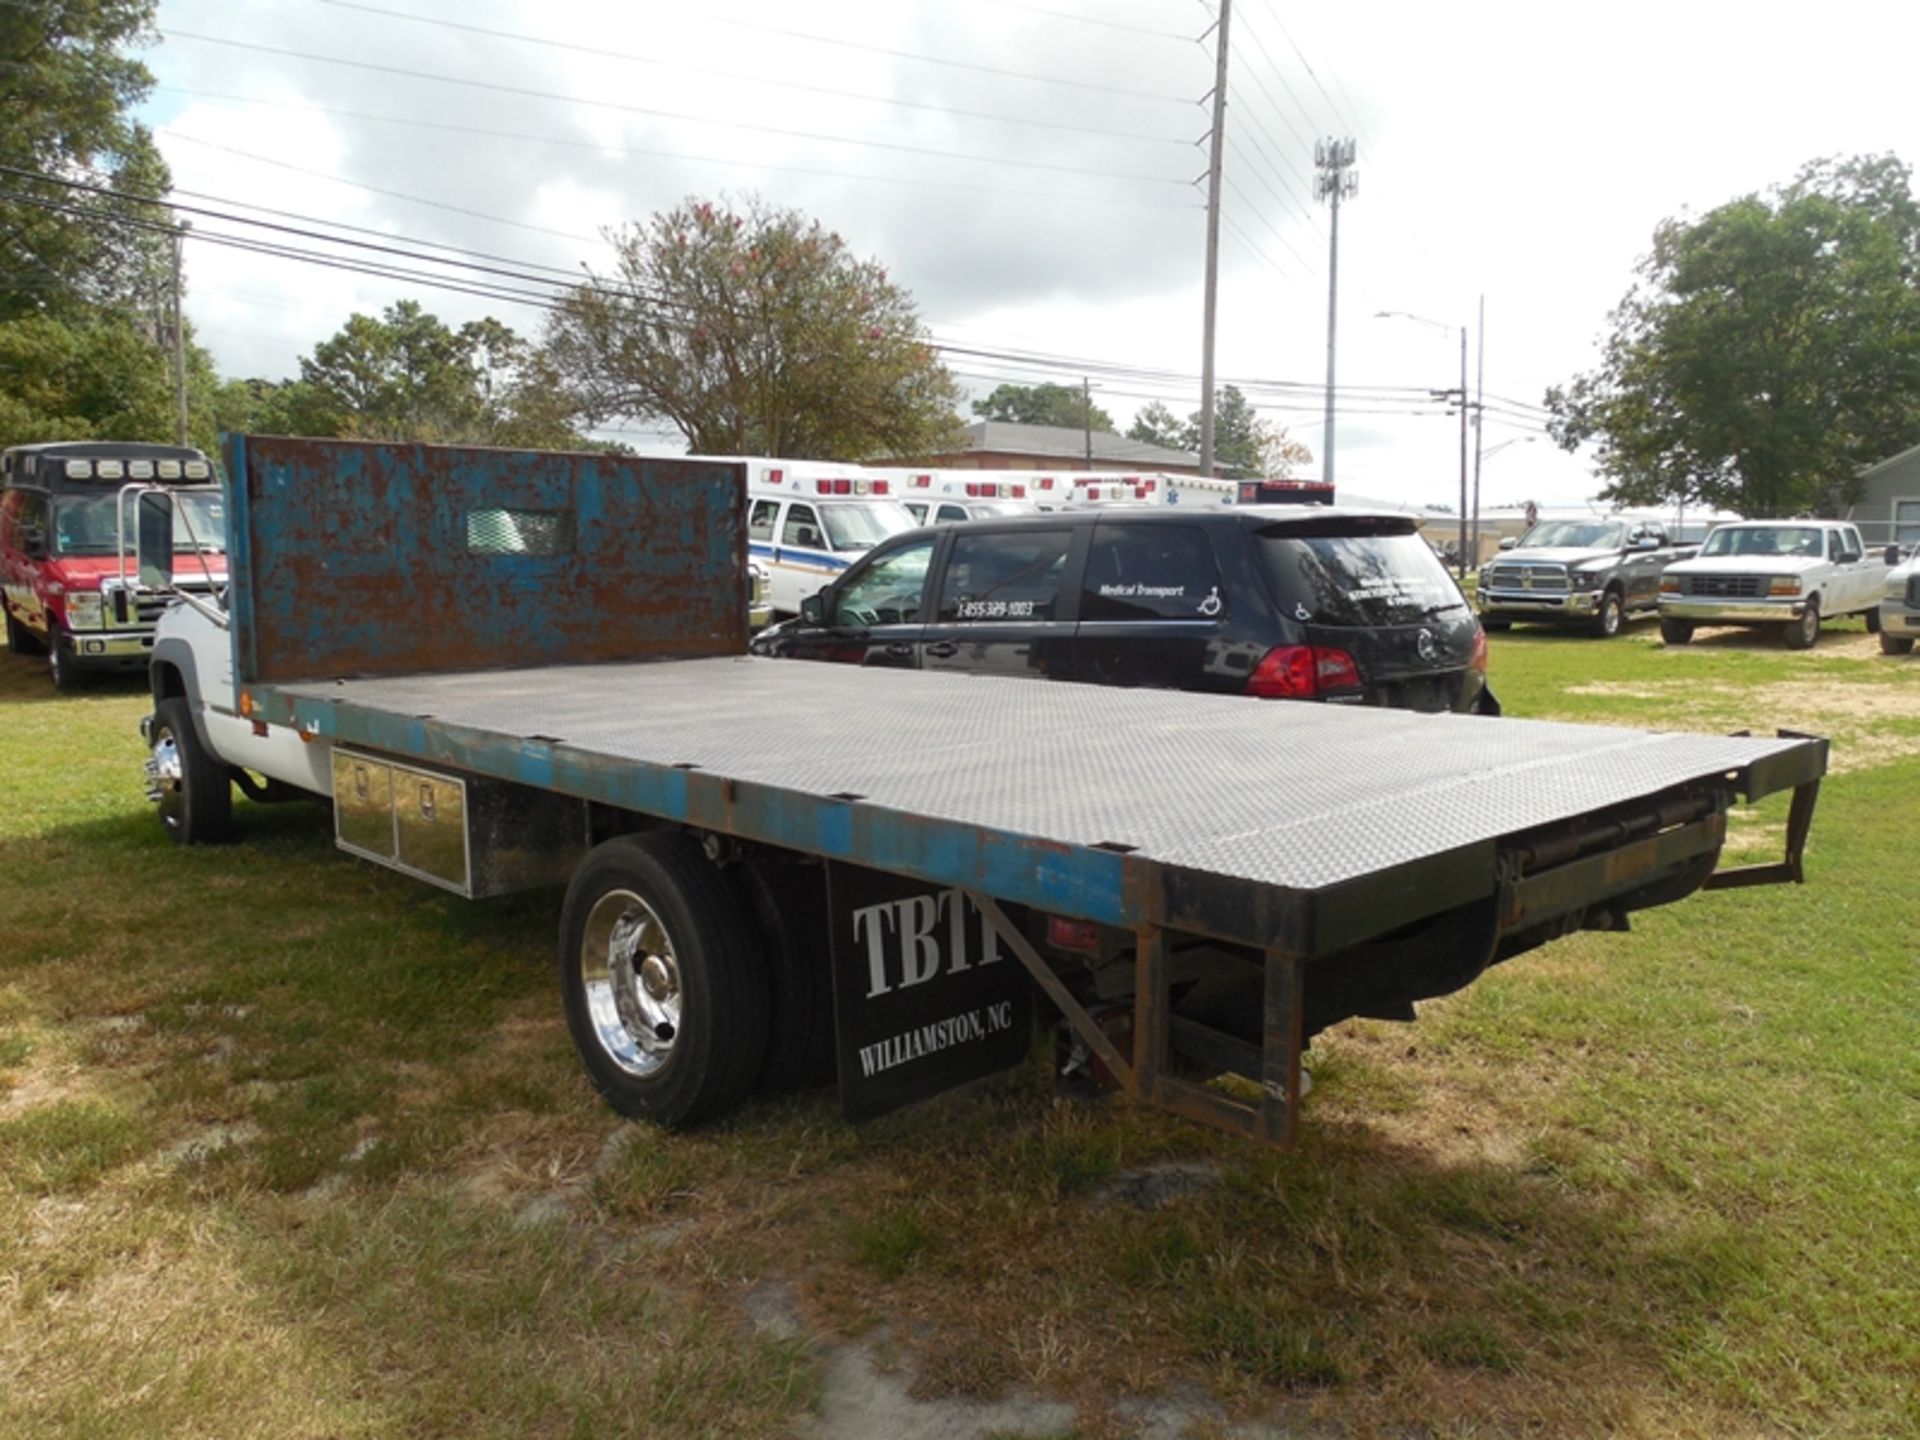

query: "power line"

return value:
[5, 159, 1515, 423]
[1220, 174, 1317, 276]
[151, 87, 1203, 212]
[620, 1, 1201, 102]
[1248, 0, 1370, 144]
[307, 0, 1196, 147]
[1222, 134, 1318, 237]
[1229, 15, 1332, 151]
[963, 0, 1199, 40]
[1222, 84, 1322, 215]
[160, 30, 1195, 187]
[159, 133, 611, 249]
[1219, 213, 1296, 282]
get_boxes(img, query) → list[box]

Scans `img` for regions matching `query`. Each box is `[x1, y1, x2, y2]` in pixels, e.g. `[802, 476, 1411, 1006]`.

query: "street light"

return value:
[1481, 435, 1538, 461]
[1376, 310, 1471, 576]
[1475, 434, 1540, 554]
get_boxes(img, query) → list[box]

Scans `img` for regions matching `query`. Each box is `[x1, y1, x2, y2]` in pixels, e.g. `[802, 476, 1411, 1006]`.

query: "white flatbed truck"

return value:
[134, 437, 1827, 1148]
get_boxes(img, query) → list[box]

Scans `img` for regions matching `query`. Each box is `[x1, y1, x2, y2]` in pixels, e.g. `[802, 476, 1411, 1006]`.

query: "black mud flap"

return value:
[827, 863, 1034, 1122]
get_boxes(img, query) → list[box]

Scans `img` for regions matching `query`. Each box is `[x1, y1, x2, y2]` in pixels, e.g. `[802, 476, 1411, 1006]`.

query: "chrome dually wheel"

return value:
[581, 890, 683, 1079]
[558, 833, 771, 1127]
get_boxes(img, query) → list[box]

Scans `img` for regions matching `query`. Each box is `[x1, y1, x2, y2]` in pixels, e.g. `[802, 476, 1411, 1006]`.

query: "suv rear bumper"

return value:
[1658, 597, 1804, 624]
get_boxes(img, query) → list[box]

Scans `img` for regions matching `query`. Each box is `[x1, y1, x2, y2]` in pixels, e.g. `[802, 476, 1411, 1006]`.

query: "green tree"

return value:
[1125, 400, 1186, 450]
[1547, 153, 1920, 516]
[286, 301, 586, 446]
[545, 194, 962, 458]
[0, 311, 181, 449]
[1184, 385, 1305, 479]
[972, 382, 1114, 433]
[0, 0, 174, 323]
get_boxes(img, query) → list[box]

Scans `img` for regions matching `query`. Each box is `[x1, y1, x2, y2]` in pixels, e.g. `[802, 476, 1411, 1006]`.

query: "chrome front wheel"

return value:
[149, 726, 186, 835]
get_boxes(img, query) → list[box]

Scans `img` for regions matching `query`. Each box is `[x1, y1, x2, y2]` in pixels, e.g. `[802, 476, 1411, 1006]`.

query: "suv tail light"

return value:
[1246, 644, 1362, 698]
[1469, 626, 1488, 674]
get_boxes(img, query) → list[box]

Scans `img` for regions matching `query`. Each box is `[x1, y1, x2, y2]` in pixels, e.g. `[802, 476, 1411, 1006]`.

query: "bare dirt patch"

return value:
[1562, 673, 1920, 773]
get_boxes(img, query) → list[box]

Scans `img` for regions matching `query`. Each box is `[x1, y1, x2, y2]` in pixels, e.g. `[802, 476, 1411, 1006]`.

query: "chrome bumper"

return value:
[1659, 597, 1803, 624]
[1478, 589, 1596, 615]
[66, 630, 155, 663]
[1880, 600, 1920, 630]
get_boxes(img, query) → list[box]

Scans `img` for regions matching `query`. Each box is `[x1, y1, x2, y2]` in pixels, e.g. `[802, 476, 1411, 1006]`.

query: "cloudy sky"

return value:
[140, 0, 1920, 510]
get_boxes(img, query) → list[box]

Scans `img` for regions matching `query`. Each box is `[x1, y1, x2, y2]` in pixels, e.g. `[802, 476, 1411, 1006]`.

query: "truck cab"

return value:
[0, 441, 225, 689]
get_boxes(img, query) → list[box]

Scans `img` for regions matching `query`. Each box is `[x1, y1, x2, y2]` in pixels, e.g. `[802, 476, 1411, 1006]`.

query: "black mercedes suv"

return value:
[749, 507, 1497, 715]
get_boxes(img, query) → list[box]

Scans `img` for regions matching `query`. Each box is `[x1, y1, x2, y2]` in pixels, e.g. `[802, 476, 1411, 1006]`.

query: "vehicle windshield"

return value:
[51, 489, 228, 556]
[1256, 521, 1466, 626]
[1698, 525, 1824, 558]
[1517, 521, 1625, 549]
[821, 501, 916, 551]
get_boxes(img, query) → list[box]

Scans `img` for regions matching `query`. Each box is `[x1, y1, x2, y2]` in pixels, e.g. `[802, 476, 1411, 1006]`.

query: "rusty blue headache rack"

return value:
[222, 434, 1827, 1148]
[221, 433, 751, 683]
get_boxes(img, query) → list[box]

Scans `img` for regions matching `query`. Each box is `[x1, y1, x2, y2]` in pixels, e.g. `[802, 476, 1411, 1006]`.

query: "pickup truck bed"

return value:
[259, 656, 1825, 958]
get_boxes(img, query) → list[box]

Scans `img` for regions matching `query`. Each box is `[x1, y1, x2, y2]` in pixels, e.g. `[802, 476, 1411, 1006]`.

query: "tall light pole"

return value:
[1314, 139, 1357, 486]
[1197, 0, 1232, 476]
[1376, 309, 1477, 577]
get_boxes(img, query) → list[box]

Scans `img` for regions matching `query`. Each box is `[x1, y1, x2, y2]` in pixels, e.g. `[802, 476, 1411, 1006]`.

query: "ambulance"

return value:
[878, 470, 1042, 526]
[742, 462, 916, 616]
[1055, 473, 1163, 508]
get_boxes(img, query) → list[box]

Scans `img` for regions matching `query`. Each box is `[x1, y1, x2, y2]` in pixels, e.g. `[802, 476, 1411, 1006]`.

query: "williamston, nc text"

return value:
[856, 1001, 1016, 1079]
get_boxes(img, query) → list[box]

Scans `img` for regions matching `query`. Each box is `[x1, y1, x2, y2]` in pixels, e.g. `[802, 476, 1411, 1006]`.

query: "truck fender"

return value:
[149, 638, 218, 757]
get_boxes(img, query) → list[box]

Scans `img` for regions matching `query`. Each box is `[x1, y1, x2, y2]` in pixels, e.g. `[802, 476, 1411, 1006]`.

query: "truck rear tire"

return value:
[559, 832, 771, 1128]
[4, 608, 45, 658]
[1785, 597, 1821, 650]
[735, 858, 836, 1094]
[1660, 618, 1693, 646]
[1590, 590, 1624, 639]
[150, 696, 233, 844]
[1881, 632, 1914, 656]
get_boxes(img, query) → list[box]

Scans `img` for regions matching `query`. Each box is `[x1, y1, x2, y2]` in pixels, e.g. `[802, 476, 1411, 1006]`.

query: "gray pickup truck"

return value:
[1477, 518, 1690, 638]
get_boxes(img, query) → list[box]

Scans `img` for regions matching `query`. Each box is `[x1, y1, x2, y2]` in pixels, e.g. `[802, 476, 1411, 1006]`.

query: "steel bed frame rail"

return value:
[222, 435, 1827, 1149]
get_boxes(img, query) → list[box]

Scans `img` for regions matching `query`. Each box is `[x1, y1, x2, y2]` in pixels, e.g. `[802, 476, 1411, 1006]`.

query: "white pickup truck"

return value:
[1657, 520, 1892, 650]
[1880, 549, 1920, 656]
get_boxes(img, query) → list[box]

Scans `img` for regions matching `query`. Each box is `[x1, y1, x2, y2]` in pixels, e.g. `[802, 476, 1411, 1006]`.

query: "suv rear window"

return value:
[1255, 519, 1465, 627]
[937, 529, 1073, 622]
[1082, 524, 1224, 621]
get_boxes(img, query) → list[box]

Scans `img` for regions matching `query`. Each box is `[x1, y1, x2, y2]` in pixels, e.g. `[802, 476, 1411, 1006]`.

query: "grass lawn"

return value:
[1, 617, 1916, 1438]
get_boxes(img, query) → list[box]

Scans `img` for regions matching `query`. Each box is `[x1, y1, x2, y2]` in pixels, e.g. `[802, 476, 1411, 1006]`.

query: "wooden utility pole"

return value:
[170, 230, 189, 447]
[1197, 0, 1231, 476]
